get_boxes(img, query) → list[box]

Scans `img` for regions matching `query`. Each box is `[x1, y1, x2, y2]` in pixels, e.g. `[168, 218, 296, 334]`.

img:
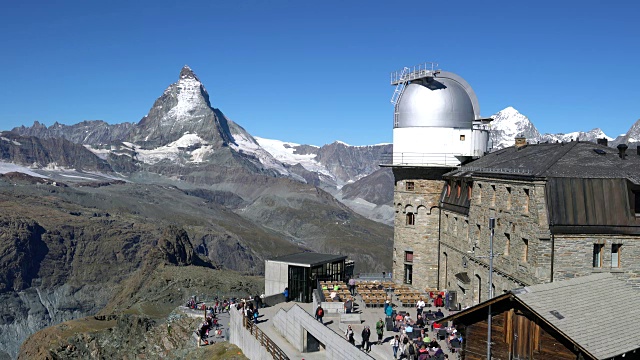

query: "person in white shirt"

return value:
[416, 298, 426, 316]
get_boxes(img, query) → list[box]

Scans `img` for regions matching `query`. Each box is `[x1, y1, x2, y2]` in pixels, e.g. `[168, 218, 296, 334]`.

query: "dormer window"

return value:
[633, 190, 640, 216]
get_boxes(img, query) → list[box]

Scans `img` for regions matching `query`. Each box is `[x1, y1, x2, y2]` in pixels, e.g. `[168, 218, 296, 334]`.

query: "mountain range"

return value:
[1, 66, 395, 359]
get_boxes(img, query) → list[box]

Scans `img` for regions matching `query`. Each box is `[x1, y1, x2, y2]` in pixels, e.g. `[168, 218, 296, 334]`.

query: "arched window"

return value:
[406, 213, 415, 225]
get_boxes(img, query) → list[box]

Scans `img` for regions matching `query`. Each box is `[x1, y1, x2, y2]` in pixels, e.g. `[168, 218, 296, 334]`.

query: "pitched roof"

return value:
[447, 142, 640, 183]
[513, 273, 640, 359]
[438, 274, 640, 359]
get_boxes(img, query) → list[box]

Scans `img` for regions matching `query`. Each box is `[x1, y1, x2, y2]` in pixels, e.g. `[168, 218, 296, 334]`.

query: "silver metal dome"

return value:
[395, 71, 480, 129]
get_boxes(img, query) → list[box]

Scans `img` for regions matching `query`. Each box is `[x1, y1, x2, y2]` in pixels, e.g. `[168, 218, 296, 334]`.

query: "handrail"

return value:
[243, 315, 290, 360]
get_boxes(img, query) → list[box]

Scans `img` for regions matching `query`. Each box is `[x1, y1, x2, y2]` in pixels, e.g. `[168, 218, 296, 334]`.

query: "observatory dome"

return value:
[396, 72, 478, 129]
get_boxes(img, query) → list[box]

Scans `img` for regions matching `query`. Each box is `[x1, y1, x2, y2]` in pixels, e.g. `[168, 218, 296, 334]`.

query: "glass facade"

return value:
[287, 259, 346, 302]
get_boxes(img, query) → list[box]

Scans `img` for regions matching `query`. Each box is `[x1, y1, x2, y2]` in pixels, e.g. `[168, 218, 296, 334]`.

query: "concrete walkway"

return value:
[255, 302, 327, 360]
[246, 292, 459, 360]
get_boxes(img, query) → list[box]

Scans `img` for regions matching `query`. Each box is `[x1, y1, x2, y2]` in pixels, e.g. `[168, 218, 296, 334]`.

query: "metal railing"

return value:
[390, 62, 440, 85]
[461, 166, 533, 175]
[379, 152, 462, 167]
[243, 315, 290, 360]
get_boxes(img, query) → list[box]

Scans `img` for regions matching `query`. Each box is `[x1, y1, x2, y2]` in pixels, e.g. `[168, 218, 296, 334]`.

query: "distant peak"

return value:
[179, 65, 199, 81]
[500, 106, 520, 114]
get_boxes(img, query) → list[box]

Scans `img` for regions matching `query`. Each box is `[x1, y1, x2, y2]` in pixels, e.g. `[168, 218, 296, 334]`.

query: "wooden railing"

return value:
[243, 315, 290, 360]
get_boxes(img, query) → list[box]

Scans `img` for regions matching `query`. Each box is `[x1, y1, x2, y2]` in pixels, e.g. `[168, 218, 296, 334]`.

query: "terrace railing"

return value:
[242, 315, 290, 360]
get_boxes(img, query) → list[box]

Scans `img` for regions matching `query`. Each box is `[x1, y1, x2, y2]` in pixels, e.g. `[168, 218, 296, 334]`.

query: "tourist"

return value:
[361, 325, 371, 352]
[345, 325, 355, 345]
[415, 314, 425, 328]
[416, 297, 426, 316]
[385, 300, 394, 318]
[407, 339, 417, 360]
[315, 305, 324, 324]
[435, 308, 444, 318]
[376, 318, 384, 344]
[283, 287, 289, 301]
[418, 344, 429, 360]
[399, 330, 409, 358]
[348, 277, 356, 295]
[333, 283, 340, 291]
[391, 334, 400, 359]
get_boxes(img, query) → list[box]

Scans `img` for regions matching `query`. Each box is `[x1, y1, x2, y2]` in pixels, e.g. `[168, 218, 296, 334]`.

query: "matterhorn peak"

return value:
[179, 65, 199, 81]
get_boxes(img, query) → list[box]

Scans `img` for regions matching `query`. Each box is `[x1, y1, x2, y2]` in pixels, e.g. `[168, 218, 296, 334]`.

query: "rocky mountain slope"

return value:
[1, 66, 393, 358]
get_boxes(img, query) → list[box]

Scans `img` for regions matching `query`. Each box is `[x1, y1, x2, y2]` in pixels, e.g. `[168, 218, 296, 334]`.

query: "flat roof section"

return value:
[268, 252, 347, 267]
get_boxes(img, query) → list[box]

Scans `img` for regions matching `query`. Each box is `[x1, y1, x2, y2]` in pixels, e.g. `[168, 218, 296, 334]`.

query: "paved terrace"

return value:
[252, 286, 460, 359]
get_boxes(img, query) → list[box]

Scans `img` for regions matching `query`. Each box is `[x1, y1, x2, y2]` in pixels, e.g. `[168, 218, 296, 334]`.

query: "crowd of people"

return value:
[339, 284, 461, 359]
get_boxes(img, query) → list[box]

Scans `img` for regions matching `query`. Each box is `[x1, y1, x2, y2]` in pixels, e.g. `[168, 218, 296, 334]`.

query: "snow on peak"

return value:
[334, 140, 351, 146]
[179, 65, 199, 80]
[165, 71, 209, 121]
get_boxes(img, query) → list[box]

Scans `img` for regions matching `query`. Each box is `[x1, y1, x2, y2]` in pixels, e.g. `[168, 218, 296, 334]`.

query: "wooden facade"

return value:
[446, 297, 590, 360]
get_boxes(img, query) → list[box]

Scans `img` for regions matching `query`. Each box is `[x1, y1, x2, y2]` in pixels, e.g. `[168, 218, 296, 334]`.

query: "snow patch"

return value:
[1, 137, 21, 146]
[253, 137, 334, 178]
[0, 162, 48, 178]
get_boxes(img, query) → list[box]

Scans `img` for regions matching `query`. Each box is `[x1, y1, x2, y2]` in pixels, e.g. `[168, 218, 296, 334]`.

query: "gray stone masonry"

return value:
[440, 178, 552, 307]
[553, 235, 640, 288]
[392, 167, 450, 292]
[439, 175, 640, 308]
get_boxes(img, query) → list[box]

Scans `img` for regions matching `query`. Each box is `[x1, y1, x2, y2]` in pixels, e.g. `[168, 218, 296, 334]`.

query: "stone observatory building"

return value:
[382, 62, 492, 292]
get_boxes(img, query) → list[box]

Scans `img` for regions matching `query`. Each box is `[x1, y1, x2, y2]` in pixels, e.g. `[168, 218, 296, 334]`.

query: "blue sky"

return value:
[1, 0, 638, 146]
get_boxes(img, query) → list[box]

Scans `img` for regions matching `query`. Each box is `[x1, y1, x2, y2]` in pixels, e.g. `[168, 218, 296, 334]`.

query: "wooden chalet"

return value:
[437, 273, 640, 360]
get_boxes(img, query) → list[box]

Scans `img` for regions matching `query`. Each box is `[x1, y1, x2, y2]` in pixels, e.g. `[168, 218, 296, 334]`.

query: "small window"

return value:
[612, 244, 621, 268]
[522, 238, 529, 262]
[467, 183, 473, 200]
[446, 182, 451, 197]
[504, 233, 511, 256]
[456, 181, 461, 198]
[593, 244, 604, 268]
[404, 264, 413, 284]
[524, 188, 530, 213]
[460, 135, 466, 141]
[477, 183, 482, 204]
[491, 185, 496, 207]
[405, 251, 414, 263]
[406, 181, 414, 191]
[506, 187, 512, 210]
[406, 213, 415, 226]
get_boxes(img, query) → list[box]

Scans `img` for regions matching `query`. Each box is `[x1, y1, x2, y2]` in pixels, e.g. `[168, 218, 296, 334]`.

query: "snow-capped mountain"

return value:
[129, 65, 237, 149]
[252, 137, 392, 187]
[540, 128, 613, 144]
[489, 106, 616, 149]
[490, 107, 541, 149]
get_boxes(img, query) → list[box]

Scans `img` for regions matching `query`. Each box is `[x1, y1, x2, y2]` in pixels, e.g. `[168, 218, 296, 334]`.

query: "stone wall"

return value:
[439, 177, 551, 307]
[392, 167, 450, 292]
[553, 235, 640, 288]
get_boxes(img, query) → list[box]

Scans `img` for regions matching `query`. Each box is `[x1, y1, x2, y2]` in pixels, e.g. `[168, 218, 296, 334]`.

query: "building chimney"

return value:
[617, 144, 628, 159]
[597, 138, 608, 146]
[515, 134, 527, 148]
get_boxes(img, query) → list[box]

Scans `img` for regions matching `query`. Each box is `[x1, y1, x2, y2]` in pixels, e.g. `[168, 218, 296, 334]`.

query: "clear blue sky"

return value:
[1, 0, 638, 146]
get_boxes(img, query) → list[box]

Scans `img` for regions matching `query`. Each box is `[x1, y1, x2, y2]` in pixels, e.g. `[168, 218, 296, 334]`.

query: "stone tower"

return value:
[384, 63, 491, 291]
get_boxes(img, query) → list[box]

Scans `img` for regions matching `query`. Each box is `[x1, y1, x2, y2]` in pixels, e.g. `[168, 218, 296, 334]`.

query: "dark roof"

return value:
[438, 274, 640, 360]
[546, 177, 640, 233]
[444, 141, 640, 234]
[446, 141, 640, 182]
[268, 252, 347, 267]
